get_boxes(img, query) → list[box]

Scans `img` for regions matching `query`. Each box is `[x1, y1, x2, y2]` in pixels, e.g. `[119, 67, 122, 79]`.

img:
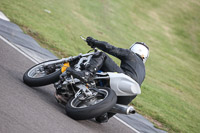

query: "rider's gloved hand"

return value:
[86, 37, 97, 48]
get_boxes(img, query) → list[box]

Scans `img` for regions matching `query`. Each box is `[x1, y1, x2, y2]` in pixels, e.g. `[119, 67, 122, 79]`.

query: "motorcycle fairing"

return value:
[107, 72, 141, 96]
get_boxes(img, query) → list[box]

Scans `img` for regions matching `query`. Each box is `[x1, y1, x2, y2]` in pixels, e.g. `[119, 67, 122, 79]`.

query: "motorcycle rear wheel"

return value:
[23, 59, 61, 87]
[66, 87, 117, 120]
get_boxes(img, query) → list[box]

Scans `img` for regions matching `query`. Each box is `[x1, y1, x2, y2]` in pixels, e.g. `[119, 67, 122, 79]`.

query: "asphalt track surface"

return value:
[0, 38, 138, 133]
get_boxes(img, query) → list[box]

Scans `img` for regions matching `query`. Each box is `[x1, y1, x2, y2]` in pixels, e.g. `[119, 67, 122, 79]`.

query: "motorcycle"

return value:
[23, 36, 141, 120]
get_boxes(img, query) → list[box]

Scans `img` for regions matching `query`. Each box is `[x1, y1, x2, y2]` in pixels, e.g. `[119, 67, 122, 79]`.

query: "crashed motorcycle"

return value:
[23, 37, 141, 120]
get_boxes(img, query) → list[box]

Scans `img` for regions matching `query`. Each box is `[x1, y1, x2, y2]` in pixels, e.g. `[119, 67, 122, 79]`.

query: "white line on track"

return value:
[114, 116, 140, 133]
[0, 36, 39, 64]
[0, 35, 140, 133]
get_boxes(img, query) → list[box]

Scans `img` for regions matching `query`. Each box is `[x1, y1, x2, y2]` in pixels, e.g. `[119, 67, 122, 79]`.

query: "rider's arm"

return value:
[92, 40, 130, 59]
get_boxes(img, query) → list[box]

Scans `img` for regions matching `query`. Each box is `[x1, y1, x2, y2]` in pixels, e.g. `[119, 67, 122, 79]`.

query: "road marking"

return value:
[114, 116, 140, 133]
[0, 35, 140, 133]
[0, 11, 10, 21]
[0, 36, 39, 64]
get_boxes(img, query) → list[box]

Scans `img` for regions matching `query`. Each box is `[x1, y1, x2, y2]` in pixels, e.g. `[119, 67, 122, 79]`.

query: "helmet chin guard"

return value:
[130, 42, 149, 63]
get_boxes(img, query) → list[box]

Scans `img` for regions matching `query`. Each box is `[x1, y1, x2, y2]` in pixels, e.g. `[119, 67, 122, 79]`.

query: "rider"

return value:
[67, 36, 149, 123]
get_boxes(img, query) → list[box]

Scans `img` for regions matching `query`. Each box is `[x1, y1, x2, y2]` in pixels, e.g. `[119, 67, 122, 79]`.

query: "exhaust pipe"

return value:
[109, 104, 135, 115]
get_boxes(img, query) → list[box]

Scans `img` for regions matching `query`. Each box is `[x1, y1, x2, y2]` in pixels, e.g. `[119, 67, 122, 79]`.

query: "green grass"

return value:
[0, 0, 200, 132]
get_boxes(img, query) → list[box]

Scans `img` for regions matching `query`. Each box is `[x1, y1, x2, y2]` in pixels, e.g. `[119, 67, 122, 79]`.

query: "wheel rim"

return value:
[27, 64, 59, 78]
[70, 89, 108, 108]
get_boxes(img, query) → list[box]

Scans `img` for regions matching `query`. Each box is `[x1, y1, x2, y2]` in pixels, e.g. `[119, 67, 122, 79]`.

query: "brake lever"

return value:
[80, 36, 86, 42]
[80, 36, 97, 53]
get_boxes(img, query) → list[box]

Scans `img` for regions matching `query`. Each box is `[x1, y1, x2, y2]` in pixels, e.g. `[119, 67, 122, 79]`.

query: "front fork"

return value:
[75, 84, 93, 99]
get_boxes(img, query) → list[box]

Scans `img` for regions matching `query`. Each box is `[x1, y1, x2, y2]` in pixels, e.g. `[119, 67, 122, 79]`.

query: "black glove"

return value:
[86, 37, 97, 48]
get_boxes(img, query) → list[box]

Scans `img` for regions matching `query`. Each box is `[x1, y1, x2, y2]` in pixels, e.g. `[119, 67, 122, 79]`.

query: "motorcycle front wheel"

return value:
[23, 59, 62, 87]
[66, 87, 117, 120]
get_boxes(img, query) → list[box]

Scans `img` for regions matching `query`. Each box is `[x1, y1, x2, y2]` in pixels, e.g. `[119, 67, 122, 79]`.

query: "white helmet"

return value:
[130, 42, 149, 63]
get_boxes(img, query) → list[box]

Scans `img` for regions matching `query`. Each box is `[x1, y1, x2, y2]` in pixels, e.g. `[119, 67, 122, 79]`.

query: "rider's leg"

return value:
[100, 53, 124, 73]
[85, 51, 107, 73]
[66, 52, 124, 82]
[66, 52, 106, 82]
[117, 95, 137, 105]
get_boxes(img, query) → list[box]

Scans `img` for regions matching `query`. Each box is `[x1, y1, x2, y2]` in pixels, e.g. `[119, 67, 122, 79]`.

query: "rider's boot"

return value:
[95, 113, 108, 123]
[66, 67, 95, 82]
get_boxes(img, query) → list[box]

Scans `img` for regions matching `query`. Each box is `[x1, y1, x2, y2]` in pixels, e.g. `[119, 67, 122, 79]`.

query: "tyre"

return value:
[23, 59, 62, 87]
[66, 87, 117, 120]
